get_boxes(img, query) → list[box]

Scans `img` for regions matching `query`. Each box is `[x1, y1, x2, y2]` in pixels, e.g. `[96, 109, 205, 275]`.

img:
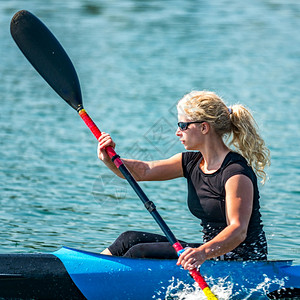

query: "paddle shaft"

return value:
[79, 109, 217, 299]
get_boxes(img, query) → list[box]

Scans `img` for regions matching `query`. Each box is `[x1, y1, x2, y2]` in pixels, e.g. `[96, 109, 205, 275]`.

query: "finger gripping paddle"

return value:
[10, 10, 217, 300]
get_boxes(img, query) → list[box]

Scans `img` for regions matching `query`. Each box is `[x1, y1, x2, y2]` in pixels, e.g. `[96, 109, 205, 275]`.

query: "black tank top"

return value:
[182, 151, 267, 260]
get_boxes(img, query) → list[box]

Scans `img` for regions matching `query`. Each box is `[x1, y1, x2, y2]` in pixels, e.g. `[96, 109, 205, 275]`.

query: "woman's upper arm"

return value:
[225, 174, 254, 231]
[142, 153, 184, 181]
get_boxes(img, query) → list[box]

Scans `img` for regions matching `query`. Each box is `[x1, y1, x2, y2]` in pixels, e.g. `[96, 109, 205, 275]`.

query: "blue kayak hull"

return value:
[0, 246, 299, 299]
[53, 247, 300, 299]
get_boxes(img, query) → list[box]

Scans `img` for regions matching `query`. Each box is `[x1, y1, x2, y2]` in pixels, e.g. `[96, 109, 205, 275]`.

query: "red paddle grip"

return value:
[78, 109, 123, 167]
[78, 108, 101, 139]
[190, 268, 209, 290]
[173, 242, 209, 290]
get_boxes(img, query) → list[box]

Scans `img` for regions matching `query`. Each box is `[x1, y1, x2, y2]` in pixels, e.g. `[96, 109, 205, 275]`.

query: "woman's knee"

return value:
[117, 230, 141, 242]
[108, 231, 142, 256]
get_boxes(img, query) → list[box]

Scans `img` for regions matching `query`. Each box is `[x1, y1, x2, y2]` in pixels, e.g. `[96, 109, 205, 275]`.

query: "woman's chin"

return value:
[184, 145, 198, 151]
[181, 141, 197, 151]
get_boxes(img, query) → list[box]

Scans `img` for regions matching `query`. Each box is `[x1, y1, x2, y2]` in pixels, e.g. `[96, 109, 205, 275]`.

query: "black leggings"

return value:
[108, 230, 268, 260]
[108, 231, 201, 259]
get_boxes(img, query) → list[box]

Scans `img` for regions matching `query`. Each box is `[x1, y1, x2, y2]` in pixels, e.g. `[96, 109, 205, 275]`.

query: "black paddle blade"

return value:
[10, 10, 82, 111]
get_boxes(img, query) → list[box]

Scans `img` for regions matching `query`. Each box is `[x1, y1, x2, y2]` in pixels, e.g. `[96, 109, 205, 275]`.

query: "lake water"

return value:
[0, 0, 299, 298]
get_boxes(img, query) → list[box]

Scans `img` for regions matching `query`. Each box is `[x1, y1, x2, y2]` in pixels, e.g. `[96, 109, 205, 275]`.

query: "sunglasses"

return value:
[177, 121, 205, 131]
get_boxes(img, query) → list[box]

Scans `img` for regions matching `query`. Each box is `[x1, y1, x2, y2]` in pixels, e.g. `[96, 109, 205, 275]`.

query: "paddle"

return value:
[10, 10, 217, 299]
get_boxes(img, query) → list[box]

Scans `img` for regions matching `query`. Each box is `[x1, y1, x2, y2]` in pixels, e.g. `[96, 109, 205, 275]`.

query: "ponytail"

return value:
[229, 105, 270, 184]
[178, 91, 271, 184]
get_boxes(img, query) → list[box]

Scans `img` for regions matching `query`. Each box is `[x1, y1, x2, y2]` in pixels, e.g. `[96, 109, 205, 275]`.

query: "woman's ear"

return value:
[201, 122, 210, 134]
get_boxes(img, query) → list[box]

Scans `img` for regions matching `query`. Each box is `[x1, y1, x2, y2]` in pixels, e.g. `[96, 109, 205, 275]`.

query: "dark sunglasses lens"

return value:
[178, 122, 187, 130]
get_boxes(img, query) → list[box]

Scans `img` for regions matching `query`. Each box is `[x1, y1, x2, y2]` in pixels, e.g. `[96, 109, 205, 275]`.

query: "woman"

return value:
[97, 91, 270, 271]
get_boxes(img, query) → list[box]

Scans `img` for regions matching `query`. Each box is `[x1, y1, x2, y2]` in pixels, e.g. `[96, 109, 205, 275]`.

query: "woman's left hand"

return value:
[176, 247, 207, 270]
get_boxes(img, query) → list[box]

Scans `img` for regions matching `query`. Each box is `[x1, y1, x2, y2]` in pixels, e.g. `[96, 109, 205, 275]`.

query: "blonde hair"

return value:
[177, 91, 270, 184]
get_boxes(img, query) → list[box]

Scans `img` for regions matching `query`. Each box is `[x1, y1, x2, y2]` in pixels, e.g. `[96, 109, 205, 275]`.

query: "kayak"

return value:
[0, 246, 299, 300]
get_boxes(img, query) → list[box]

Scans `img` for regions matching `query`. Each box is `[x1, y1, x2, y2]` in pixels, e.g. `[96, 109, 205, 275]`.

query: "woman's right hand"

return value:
[97, 132, 116, 162]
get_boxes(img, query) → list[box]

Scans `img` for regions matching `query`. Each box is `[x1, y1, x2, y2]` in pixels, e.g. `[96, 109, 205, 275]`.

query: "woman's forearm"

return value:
[103, 158, 150, 181]
[200, 224, 247, 259]
[98, 134, 183, 182]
